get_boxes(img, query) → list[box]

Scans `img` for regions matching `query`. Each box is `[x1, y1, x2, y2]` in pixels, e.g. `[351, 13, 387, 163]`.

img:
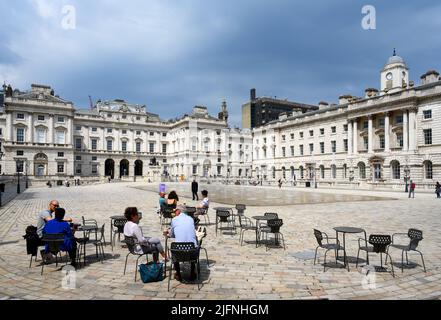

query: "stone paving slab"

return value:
[0, 182, 440, 300]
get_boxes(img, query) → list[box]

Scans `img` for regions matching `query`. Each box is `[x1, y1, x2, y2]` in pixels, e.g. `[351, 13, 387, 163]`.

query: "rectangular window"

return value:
[17, 113, 25, 120]
[282, 135, 286, 142]
[136, 116, 141, 121]
[92, 156, 98, 161]
[149, 143, 155, 153]
[193, 165, 198, 175]
[92, 127, 98, 132]
[76, 126, 81, 131]
[16, 150, 24, 156]
[300, 145, 304, 156]
[16, 128, 25, 142]
[423, 110, 432, 120]
[162, 144, 167, 154]
[76, 164, 82, 174]
[57, 116, 65, 123]
[331, 141, 337, 153]
[107, 128, 113, 134]
[300, 132, 304, 139]
[344, 139, 348, 152]
[57, 162, 65, 174]
[396, 133, 403, 148]
[380, 135, 385, 149]
[91, 139, 98, 150]
[163, 133, 167, 137]
[107, 140, 113, 151]
[396, 116, 403, 125]
[122, 115, 127, 120]
[282, 147, 286, 157]
[136, 142, 141, 153]
[56, 131, 65, 144]
[122, 141, 127, 152]
[379, 119, 385, 128]
[424, 129, 433, 145]
[309, 130, 314, 137]
[320, 142, 325, 154]
[136, 131, 141, 136]
[331, 127, 337, 134]
[290, 146, 295, 157]
[76, 156, 82, 161]
[16, 161, 24, 173]
[150, 132, 155, 136]
[58, 152, 64, 158]
[36, 128, 46, 143]
[92, 164, 98, 174]
[38, 115, 45, 121]
[344, 124, 348, 132]
[363, 137, 369, 150]
[309, 143, 314, 154]
[75, 138, 82, 150]
[363, 121, 369, 130]
[122, 130, 127, 135]
[320, 128, 325, 135]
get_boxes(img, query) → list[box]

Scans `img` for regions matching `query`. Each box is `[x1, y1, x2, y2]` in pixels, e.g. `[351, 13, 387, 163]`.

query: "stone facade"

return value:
[253, 54, 441, 190]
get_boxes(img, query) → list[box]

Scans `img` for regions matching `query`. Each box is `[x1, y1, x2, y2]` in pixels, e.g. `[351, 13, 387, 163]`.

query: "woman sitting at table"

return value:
[123, 207, 167, 262]
[165, 191, 179, 210]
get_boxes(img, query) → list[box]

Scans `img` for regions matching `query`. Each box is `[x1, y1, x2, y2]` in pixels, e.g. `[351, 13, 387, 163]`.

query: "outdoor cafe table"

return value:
[334, 226, 367, 270]
[252, 216, 274, 248]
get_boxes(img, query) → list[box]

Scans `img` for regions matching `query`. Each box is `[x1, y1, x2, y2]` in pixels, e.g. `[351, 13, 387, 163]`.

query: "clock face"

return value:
[386, 73, 393, 80]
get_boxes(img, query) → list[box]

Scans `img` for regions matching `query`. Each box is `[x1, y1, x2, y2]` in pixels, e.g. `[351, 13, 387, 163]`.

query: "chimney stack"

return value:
[250, 88, 256, 101]
[421, 70, 440, 85]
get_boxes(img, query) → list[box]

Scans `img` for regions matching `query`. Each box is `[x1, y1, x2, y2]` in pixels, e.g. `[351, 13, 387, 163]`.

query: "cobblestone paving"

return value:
[0, 182, 440, 300]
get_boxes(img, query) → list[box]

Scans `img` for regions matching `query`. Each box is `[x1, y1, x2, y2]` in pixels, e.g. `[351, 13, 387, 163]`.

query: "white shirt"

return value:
[124, 221, 148, 254]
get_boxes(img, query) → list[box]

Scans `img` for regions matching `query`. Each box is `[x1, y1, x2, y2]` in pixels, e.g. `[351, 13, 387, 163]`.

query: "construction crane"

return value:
[88, 95, 94, 110]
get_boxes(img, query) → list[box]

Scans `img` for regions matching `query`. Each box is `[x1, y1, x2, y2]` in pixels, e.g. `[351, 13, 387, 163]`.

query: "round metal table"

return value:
[334, 226, 367, 270]
[252, 216, 274, 247]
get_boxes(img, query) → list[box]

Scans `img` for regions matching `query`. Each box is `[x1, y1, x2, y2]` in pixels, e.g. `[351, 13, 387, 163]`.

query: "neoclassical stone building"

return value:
[253, 53, 441, 190]
[0, 85, 253, 184]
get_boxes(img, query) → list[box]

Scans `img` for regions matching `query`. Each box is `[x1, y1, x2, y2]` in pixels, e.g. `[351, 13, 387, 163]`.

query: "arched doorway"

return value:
[120, 159, 129, 178]
[105, 159, 115, 179]
[34, 153, 48, 177]
[135, 160, 143, 176]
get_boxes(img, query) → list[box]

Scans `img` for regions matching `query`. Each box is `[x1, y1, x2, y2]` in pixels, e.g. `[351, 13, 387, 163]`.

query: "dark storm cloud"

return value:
[1, 0, 440, 126]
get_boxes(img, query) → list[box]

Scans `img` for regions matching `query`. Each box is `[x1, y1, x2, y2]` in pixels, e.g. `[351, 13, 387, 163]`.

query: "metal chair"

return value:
[123, 236, 158, 282]
[258, 213, 279, 238]
[260, 219, 286, 251]
[313, 229, 347, 272]
[160, 207, 174, 226]
[238, 214, 258, 246]
[41, 234, 65, 275]
[78, 224, 106, 265]
[168, 242, 201, 291]
[23, 226, 41, 268]
[197, 227, 210, 268]
[196, 207, 210, 225]
[215, 210, 236, 236]
[386, 229, 426, 273]
[368, 234, 395, 277]
[111, 218, 127, 249]
[356, 236, 374, 268]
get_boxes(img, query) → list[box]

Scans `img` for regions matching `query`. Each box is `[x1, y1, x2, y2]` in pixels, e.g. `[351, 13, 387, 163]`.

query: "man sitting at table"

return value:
[164, 205, 199, 282]
[194, 190, 210, 225]
[42, 208, 77, 268]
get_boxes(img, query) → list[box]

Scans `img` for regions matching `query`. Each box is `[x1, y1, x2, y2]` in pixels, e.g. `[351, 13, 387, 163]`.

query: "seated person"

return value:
[164, 205, 199, 282]
[194, 190, 210, 224]
[37, 200, 73, 239]
[123, 207, 167, 263]
[166, 191, 179, 210]
[42, 208, 77, 268]
[157, 192, 167, 215]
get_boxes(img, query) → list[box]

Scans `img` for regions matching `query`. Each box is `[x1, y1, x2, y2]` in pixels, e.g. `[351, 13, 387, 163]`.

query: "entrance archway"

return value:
[34, 153, 48, 177]
[120, 159, 129, 178]
[135, 160, 143, 176]
[105, 159, 115, 179]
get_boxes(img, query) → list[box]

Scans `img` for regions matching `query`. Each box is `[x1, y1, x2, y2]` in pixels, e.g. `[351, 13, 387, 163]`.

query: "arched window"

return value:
[391, 161, 401, 180]
[424, 161, 433, 180]
[331, 165, 337, 179]
[320, 165, 325, 179]
[358, 162, 366, 180]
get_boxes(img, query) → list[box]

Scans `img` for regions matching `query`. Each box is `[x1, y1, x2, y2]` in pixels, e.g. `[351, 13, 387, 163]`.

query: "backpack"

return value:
[139, 262, 164, 283]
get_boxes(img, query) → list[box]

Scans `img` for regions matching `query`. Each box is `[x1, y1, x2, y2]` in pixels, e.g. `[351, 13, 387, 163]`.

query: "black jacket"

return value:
[191, 182, 199, 192]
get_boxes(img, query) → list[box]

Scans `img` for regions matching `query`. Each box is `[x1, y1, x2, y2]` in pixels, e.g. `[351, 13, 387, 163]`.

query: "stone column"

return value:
[28, 113, 34, 144]
[384, 113, 390, 152]
[353, 119, 358, 154]
[348, 120, 353, 155]
[403, 111, 409, 152]
[48, 115, 54, 144]
[66, 117, 73, 146]
[6, 113, 12, 141]
[368, 116, 373, 153]
[101, 127, 106, 150]
[408, 108, 417, 152]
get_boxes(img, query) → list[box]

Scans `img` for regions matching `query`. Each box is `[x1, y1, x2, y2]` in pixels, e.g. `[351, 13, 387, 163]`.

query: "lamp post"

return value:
[0, 151, 4, 207]
[16, 161, 21, 194]
[25, 160, 29, 189]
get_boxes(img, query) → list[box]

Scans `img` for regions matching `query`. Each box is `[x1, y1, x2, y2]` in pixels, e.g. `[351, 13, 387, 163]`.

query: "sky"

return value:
[1, 0, 441, 126]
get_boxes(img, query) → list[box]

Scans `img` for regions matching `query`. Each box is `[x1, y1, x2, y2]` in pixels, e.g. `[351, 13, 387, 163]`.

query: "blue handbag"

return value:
[139, 262, 164, 283]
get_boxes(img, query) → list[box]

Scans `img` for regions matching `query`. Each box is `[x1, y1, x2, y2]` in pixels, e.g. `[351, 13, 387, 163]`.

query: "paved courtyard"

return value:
[0, 182, 440, 300]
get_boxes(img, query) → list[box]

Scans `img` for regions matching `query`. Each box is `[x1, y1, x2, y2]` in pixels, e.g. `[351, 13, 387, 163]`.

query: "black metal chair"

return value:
[168, 242, 201, 291]
[258, 213, 279, 238]
[78, 224, 106, 265]
[111, 218, 127, 249]
[215, 210, 236, 236]
[238, 214, 258, 246]
[313, 229, 347, 272]
[123, 236, 158, 282]
[368, 234, 395, 277]
[197, 227, 210, 268]
[260, 219, 286, 251]
[386, 229, 426, 273]
[41, 234, 66, 275]
[23, 226, 41, 268]
[356, 237, 374, 268]
[160, 207, 175, 226]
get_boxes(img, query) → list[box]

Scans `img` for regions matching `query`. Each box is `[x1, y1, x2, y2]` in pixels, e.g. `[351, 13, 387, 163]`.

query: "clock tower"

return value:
[380, 49, 409, 94]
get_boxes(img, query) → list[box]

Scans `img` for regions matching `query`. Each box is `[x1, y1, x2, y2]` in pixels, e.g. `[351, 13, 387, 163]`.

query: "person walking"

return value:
[191, 179, 199, 201]
[278, 179, 283, 189]
[409, 180, 416, 199]
[436, 182, 441, 199]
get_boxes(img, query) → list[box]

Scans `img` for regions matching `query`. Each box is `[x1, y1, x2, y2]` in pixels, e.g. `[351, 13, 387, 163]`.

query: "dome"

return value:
[384, 50, 407, 68]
